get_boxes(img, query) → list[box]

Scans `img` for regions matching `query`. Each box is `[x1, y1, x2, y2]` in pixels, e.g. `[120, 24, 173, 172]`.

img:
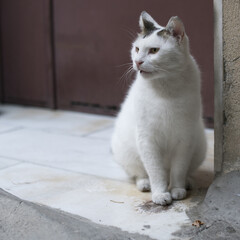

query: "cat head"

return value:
[131, 11, 189, 80]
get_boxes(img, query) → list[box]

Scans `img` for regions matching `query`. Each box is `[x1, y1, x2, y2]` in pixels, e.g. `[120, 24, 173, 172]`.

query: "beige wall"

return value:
[222, 0, 240, 172]
[214, 0, 240, 174]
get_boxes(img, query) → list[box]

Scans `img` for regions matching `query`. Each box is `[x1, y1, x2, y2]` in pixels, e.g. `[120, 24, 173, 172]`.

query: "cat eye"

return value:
[135, 47, 139, 53]
[149, 48, 159, 54]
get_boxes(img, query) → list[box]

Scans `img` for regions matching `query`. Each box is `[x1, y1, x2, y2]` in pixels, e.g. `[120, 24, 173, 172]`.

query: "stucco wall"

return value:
[222, 0, 240, 172]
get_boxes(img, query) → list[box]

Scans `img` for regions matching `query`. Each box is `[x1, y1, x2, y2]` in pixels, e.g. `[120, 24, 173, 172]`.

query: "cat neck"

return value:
[136, 57, 195, 99]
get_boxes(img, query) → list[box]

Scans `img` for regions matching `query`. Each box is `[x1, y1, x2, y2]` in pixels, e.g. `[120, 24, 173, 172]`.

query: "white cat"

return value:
[111, 11, 207, 205]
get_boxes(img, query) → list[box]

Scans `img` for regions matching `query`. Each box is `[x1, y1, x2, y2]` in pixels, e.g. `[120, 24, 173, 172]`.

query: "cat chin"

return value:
[138, 70, 153, 77]
[138, 71, 164, 81]
[138, 72, 153, 80]
[140, 70, 150, 74]
[135, 68, 167, 80]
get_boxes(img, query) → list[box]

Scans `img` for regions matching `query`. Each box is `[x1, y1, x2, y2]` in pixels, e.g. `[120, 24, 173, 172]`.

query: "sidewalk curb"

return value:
[0, 189, 154, 240]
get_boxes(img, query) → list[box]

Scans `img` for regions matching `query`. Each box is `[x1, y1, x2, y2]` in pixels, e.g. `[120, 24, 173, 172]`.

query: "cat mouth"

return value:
[140, 70, 150, 74]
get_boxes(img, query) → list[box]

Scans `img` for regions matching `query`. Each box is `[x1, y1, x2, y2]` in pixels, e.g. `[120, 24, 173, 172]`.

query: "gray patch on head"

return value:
[157, 29, 171, 40]
[141, 19, 159, 37]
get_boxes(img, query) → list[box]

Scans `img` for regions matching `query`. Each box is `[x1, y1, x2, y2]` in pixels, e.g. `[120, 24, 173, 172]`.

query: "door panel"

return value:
[54, 0, 213, 126]
[0, 1, 213, 126]
[0, 0, 54, 107]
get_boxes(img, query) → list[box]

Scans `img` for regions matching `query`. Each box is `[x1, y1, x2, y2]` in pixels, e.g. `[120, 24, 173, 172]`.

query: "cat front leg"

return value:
[170, 143, 192, 200]
[142, 152, 171, 205]
[136, 134, 172, 205]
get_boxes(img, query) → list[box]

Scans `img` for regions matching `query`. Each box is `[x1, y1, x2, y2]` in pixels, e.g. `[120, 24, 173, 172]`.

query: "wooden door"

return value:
[0, 2, 3, 102]
[53, 0, 213, 126]
[0, 0, 214, 127]
[0, 0, 55, 107]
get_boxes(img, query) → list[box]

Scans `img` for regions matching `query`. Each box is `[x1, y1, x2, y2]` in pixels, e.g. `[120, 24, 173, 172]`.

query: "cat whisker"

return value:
[121, 27, 137, 40]
[118, 66, 135, 89]
[121, 66, 134, 81]
[115, 63, 133, 68]
[115, 63, 133, 88]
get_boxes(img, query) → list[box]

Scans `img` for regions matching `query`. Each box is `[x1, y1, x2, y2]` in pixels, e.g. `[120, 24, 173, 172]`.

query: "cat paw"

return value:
[171, 188, 187, 200]
[152, 192, 172, 205]
[136, 178, 151, 192]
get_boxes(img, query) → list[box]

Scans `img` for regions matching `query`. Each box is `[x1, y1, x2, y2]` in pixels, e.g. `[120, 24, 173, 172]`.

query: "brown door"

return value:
[53, 0, 213, 126]
[0, 0, 214, 127]
[0, 2, 3, 102]
[0, 0, 55, 107]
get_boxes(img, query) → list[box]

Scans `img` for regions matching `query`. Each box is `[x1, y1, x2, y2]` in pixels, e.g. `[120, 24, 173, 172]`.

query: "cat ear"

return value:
[139, 11, 159, 35]
[166, 16, 185, 42]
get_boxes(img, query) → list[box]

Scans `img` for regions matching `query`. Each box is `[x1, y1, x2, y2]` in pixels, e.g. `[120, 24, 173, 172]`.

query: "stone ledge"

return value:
[174, 171, 240, 239]
[0, 188, 154, 240]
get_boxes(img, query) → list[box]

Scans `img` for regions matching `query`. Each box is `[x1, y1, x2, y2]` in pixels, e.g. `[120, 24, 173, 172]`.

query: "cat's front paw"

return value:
[152, 192, 172, 205]
[171, 188, 187, 200]
[136, 178, 151, 192]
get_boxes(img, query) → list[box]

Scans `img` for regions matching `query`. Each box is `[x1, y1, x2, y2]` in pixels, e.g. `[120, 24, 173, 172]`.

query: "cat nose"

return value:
[135, 61, 144, 68]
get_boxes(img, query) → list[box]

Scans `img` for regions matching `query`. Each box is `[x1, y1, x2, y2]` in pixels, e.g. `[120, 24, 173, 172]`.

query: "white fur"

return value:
[111, 12, 207, 205]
